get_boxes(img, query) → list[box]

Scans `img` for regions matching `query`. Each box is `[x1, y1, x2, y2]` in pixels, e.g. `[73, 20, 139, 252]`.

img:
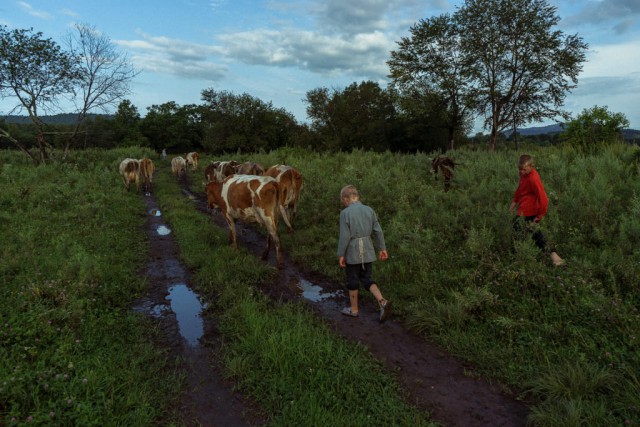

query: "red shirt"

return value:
[513, 168, 548, 221]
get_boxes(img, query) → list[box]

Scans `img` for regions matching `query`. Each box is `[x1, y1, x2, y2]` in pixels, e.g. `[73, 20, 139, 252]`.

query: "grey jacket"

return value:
[337, 201, 386, 265]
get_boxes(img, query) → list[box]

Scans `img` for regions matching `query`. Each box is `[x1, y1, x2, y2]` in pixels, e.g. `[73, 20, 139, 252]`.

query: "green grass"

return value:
[152, 160, 436, 426]
[0, 148, 180, 426]
[192, 145, 640, 426]
[3, 143, 640, 426]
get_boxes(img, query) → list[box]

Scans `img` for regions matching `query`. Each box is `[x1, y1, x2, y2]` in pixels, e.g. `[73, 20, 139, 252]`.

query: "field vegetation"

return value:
[2, 141, 639, 426]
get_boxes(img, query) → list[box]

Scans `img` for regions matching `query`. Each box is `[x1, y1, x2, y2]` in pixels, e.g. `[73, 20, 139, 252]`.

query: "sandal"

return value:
[341, 307, 359, 317]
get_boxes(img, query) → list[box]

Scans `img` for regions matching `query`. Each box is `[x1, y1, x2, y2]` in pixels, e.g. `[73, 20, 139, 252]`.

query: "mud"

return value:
[133, 175, 530, 426]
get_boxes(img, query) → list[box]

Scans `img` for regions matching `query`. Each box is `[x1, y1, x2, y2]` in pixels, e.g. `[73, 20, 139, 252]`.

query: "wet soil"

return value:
[133, 174, 530, 427]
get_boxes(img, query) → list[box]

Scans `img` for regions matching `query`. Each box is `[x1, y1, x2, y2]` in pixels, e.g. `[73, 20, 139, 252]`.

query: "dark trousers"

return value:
[513, 216, 553, 253]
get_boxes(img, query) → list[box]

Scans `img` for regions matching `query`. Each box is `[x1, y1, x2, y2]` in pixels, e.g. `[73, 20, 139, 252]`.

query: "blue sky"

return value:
[1, 0, 639, 132]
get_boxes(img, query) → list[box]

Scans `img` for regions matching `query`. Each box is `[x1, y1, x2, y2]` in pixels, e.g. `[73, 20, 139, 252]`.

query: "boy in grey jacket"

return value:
[337, 185, 392, 322]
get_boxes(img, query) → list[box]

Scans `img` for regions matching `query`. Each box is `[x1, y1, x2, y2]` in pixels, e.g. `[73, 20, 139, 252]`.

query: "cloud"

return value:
[18, 1, 52, 20]
[115, 33, 227, 81]
[563, 0, 640, 33]
[217, 28, 393, 77]
[582, 40, 640, 77]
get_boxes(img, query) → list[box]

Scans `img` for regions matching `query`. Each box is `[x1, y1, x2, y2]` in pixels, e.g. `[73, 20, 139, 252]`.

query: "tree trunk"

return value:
[0, 129, 39, 164]
[489, 126, 497, 152]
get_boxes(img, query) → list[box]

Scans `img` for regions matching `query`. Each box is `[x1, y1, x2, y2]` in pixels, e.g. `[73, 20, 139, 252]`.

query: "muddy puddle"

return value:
[132, 191, 260, 427]
[166, 284, 205, 346]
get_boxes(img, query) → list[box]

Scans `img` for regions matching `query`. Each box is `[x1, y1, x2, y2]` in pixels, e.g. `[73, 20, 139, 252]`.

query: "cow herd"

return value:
[118, 151, 303, 269]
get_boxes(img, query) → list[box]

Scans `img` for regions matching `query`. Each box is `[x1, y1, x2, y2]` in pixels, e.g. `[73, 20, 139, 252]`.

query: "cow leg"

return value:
[226, 217, 238, 249]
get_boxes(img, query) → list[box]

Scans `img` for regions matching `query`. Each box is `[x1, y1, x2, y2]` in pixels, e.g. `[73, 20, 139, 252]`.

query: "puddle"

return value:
[297, 279, 341, 302]
[157, 225, 172, 235]
[166, 284, 205, 346]
[149, 208, 161, 216]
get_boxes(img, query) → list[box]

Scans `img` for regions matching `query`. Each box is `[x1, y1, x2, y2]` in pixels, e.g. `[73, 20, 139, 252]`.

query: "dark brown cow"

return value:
[432, 156, 459, 192]
[206, 175, 283, 269]
[235, 161, 265, 176]
[264, 164, 303, 233]
[119, 158, 140, 192]
[138, 158, 155, 194]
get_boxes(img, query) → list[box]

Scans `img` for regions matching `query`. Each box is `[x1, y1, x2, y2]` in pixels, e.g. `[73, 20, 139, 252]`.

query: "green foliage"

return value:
[562, 105, 630, 152]
[0, 148, 178, 425]
[152, 158, 435, 425]
[455, 0, 588, 149]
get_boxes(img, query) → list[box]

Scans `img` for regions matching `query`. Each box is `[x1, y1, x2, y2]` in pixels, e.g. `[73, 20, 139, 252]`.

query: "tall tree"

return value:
[304, 81, 397, 152]
[200, 88, 296, 153]
[113, 99, 147, 147]
[140, 102, 203, 153]
[63, 23, 138, 155]
[0, 26, 81, 163]
[456, 0, 587, 150]
[388, 14, 474, 151]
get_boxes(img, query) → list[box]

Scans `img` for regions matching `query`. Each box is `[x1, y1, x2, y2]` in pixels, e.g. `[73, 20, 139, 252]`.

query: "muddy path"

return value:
[134, 173, 530, 426]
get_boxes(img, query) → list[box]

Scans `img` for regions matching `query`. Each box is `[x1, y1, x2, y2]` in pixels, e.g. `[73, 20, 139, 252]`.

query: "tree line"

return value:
[1, 0, 633, 162]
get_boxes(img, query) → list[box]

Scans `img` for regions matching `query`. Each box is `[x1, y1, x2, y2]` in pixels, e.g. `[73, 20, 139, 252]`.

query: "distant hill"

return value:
[1, 113, 113, 125]
[505, 123, 640, 141]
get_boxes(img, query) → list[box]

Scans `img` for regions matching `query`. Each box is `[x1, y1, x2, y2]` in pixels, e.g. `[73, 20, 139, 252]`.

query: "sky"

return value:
[1, 0, 639, 132]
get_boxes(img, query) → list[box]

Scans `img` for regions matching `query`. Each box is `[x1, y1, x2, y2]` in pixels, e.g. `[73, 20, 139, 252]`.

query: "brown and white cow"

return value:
[138, 158, 155, 194]
[206, 175, 283, 269]
[185, 152, 200, 170]
[264, 164, 303, 233]
[205, 160, 240, 183]
[235, 161, 265, 176]
[171, 156, 187, 178]
[119, 158, 140, 192]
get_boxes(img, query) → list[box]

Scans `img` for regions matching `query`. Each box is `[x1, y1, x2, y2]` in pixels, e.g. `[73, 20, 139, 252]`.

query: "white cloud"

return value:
[582, 40, 640, 77]
[115, 33, 227, 81]
[17, 1, 52, 20]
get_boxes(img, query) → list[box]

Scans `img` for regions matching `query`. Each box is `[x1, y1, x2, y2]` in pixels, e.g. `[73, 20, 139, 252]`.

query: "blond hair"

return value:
[340, 185, 359, 201]
[518, 154, 534, 168]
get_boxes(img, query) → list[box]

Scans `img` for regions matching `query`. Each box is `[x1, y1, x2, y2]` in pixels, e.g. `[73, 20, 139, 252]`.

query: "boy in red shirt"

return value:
[509, 154, 565, 266]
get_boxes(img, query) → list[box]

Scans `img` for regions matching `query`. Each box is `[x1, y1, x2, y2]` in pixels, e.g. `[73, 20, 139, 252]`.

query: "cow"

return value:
[138, 158, 155, 195]
[206, 175, 283, 269]
[235, 161, 265, 176]
[171, 156, 187, 178]
[119, 158, 140, 192]
[205, 160, 240, 183]
[432, 156, 459, 192]
[185, 152, 200, 170]
[264, 164, 303, 233]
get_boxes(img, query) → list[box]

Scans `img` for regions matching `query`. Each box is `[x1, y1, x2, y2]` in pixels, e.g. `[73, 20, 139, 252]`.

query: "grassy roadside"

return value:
[0, 148, 179, 426]
[152, 161, 437, 426]
[190, 145, 639, 426]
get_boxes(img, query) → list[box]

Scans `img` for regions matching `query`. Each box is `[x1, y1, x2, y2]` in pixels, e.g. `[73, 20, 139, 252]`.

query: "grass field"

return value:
[2, 143, 639, 426]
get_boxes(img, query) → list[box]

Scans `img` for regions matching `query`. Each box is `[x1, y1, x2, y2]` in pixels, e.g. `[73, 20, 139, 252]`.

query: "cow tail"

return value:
[275, 182, 293, 230]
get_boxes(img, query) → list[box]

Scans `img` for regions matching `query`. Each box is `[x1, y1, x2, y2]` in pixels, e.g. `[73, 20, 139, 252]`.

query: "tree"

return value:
[304, 81, 398, 152]
[456, 0, 588, 150]
[388, 14, 474, 151]
[63, 23, 138, 155]
[200, 89, 296, 154]
[140, 102, 203, 153]
[0, 26, 81, 163]
[112, 99, 147, 147]
[562, 106, 629, 152]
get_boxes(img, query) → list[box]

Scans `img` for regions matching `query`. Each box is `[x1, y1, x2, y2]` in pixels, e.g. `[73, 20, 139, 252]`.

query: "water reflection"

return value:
[157, 225, 171, 235]
[149, 209, 161, 216]
[166, 284, 204, 346]
[297, 279, 341, 302]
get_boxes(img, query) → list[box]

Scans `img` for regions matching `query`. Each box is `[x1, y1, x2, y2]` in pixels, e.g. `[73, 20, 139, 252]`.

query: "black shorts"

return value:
[345, 263, 374, 291]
